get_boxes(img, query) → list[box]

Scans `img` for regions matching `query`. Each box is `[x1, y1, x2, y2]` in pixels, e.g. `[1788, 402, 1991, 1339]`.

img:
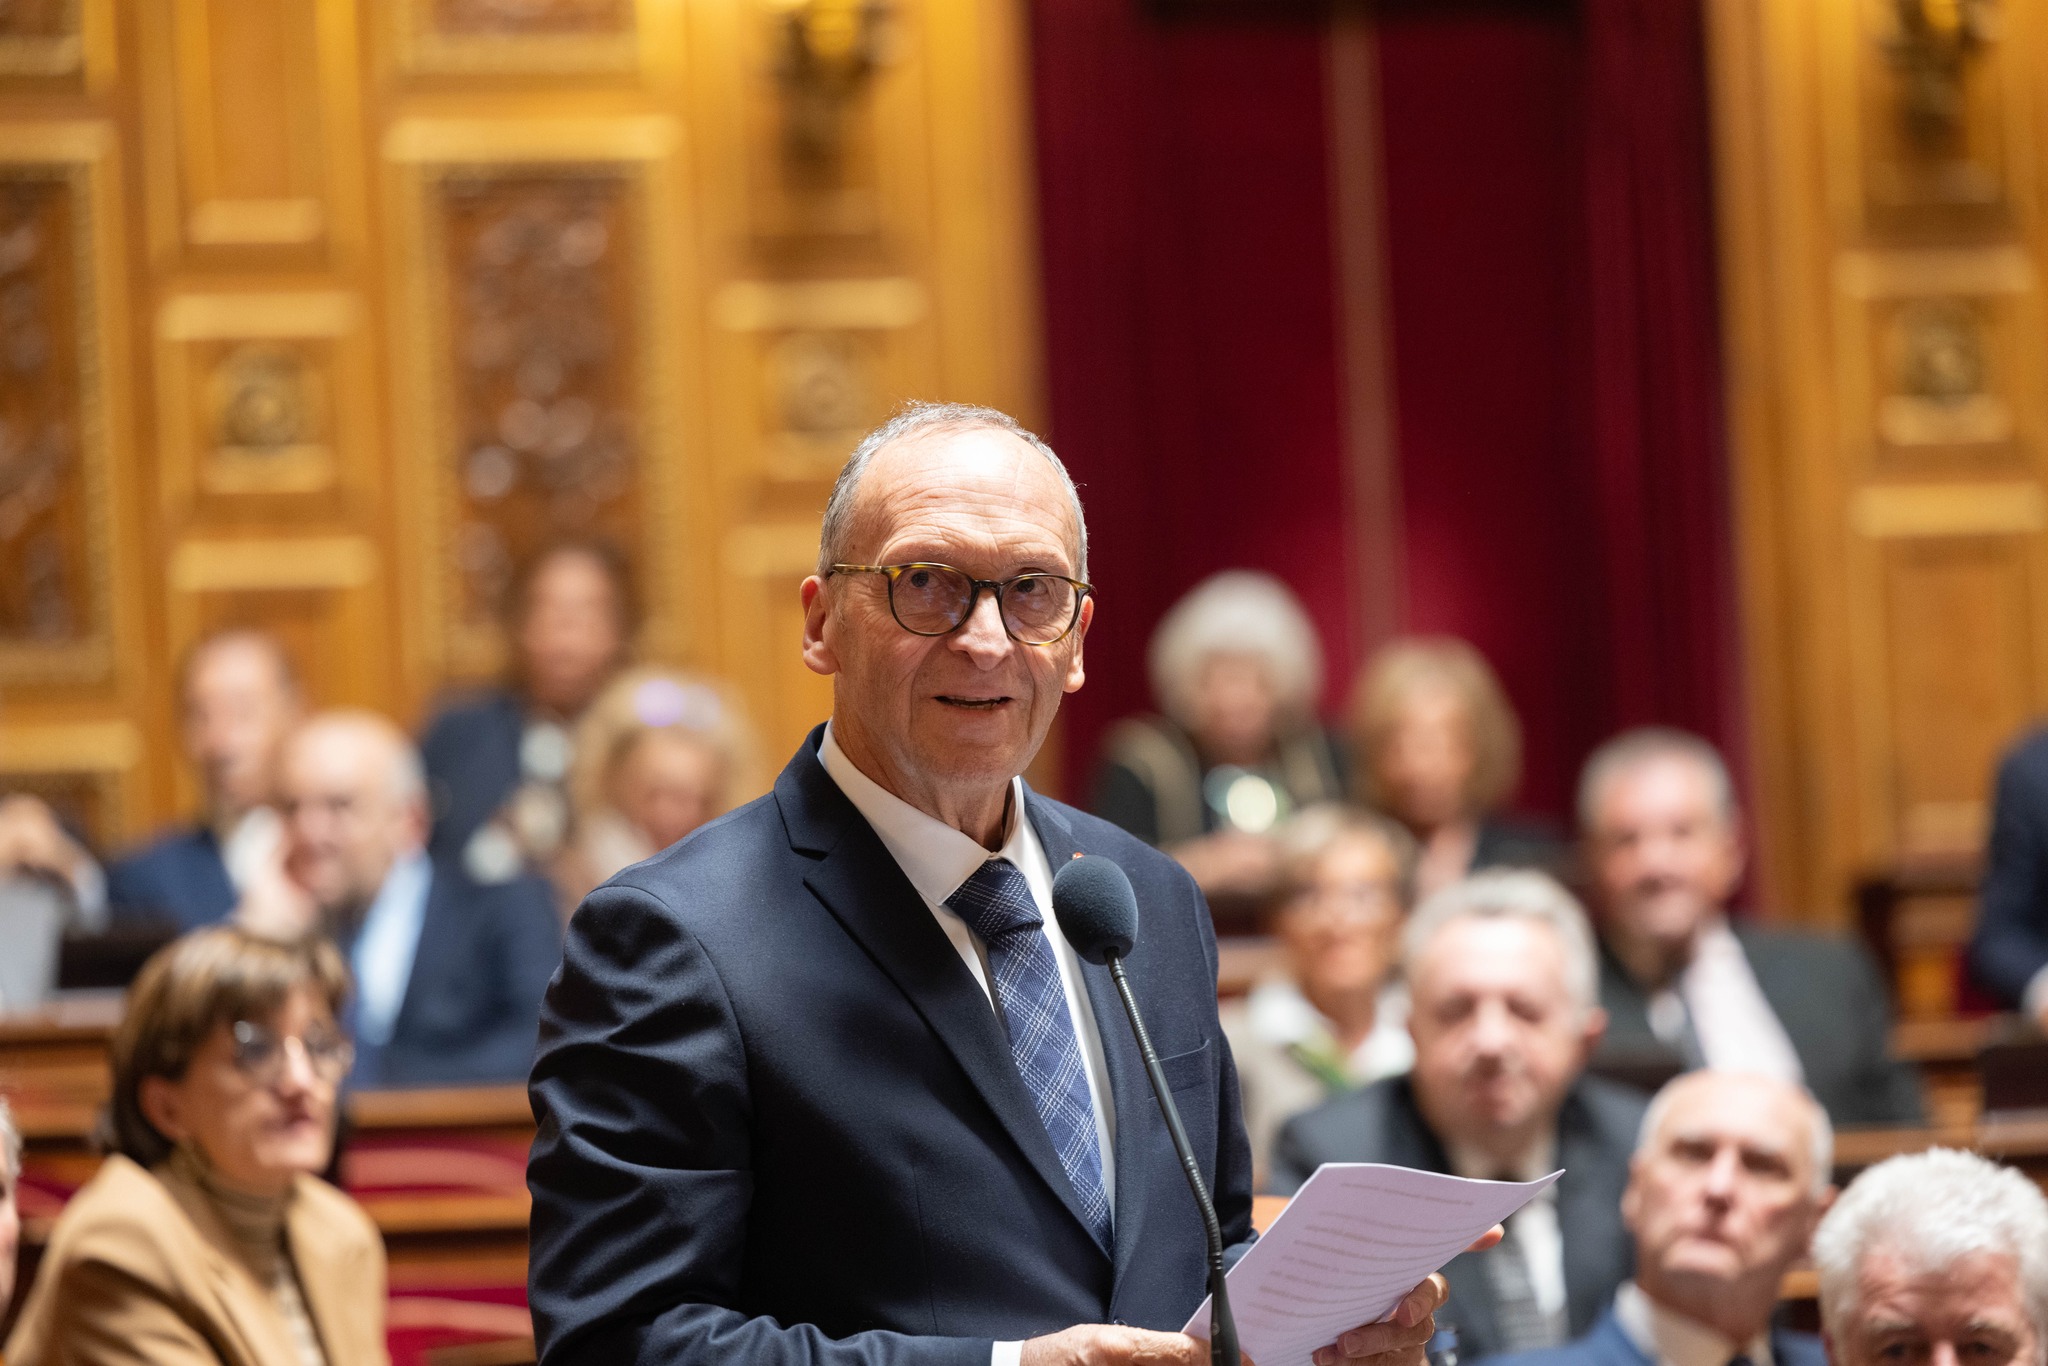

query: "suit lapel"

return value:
[780, 738, 1110, 1260]
[288, 1183, 364, 1363]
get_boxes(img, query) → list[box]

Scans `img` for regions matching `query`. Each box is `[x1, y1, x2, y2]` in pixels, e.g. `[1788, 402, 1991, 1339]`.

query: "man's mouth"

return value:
[936, 695, 1013, 710]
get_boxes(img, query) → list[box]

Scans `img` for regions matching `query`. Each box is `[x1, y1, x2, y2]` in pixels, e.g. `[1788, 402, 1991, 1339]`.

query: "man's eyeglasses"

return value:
[827, 563, 1092, 647]
[230, 1020, 354, 1087]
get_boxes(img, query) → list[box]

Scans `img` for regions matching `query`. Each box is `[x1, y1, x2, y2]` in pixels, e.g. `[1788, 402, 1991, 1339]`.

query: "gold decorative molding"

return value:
[1836, 246, 2035, 297]
[712, 276, 925, 331]
[169, 536, 379, 592]
[383, 117, 677, 164]
[1850, 482, 2045, 537]
[0, 0, 82, 77]
[393, 0, 640, 76]
[0, 720, 141, 773]
[0, 121, 124, 688]
[159, 291, 361, 340]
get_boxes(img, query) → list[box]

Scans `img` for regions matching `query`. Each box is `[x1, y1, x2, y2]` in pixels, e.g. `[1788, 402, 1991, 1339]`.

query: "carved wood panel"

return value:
[0, 0, 81, 77]
[395, 0, 637, 73]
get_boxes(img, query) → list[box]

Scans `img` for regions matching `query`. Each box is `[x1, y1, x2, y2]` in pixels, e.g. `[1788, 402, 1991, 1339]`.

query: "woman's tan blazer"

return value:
[4, 1154, 388, 1366]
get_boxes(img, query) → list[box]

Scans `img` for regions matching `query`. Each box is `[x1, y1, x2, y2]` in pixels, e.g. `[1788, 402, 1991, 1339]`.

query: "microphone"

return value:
[1052, 855, 1240, 1366]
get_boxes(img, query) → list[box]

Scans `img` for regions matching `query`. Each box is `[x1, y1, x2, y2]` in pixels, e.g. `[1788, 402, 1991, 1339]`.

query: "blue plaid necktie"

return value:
[947, 857, 1112, 1249]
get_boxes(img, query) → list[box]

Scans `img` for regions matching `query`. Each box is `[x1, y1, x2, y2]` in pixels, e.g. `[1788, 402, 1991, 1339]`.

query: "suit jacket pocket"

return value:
[1156, 1038, 1212, 1093]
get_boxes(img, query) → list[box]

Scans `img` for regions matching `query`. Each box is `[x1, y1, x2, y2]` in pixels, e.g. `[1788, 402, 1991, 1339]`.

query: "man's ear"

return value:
[139, 1074, 188, 1145]
[800, 575, 838, 679]
[1619, 1163, 1644, 1238]
[1061, 595, 1094, 695]
[1577, 1005, 1609, 1066]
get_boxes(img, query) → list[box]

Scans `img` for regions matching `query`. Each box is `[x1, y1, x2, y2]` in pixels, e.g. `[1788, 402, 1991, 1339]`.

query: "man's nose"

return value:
[1932, 1340, 1960, 1366]
[1702, 1146, 1740, 1201]
[1469, 1000, 1515, 1054]
[949, 587, 1012, 660]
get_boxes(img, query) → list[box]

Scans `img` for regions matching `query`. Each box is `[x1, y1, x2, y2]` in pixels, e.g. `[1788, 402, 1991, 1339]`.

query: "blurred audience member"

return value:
[1492, 1070, 1834, 1366]
[0, 791, 105, 927]
[3, 927, 386, 1365]
[557, 668, 756, 907]
[1349, 638, 1562, 902]
[107, 629, 304, 932]
[1580, 728, 1921, 1127]
[1274, 870, 1643, 1360]
[273, 711, 561, 1087]
[1969, 728, 2048, 1026]
[1221, 805, 1416, 1185]
[1091, 570, 1344, 899]
[0, 1093, 18, 1316]
[420, 538, 635, 886]
[1814, 1148, 2047, 1366]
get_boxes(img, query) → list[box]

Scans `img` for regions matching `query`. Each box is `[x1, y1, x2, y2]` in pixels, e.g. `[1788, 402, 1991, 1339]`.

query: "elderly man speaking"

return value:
[528, 404, 1467, 1365]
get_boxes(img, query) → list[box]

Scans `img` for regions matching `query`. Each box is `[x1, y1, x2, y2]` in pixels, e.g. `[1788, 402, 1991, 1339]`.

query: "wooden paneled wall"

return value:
[0, 0, 1041, 846]
[1711, 0, 2048, 921]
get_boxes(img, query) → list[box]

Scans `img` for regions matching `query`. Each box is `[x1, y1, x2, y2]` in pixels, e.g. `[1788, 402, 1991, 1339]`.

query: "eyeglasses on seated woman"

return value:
[4, 926, 389, 1366]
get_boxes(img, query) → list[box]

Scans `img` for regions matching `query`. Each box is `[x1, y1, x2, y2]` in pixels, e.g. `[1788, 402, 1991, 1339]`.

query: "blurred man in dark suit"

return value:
[1578, 729, 1921, 1128]
[527, 403, 1466, 1366]
[107, 629, 302, 932]
[1274, 870, 1646, 1362]
[1490, 1070, 1833, 1366]
[273, 710, 561, 1087]
[1968, 727, 2048, 1025]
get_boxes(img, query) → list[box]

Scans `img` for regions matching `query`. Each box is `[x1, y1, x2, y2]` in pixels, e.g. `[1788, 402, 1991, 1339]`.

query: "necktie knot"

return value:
[946, 858, 1042, 941]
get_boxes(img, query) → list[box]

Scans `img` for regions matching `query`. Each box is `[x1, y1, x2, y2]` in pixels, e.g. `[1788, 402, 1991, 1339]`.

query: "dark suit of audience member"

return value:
[1594, 930, 1921, 1128]
[1969, 726, 2048, 1017]
[1274, 1074, 1645, 1362]
[1578, 728, 1921, 1130]
[420, 540, 633, 885]
[106, 826, 235, 930]
[1493, 1307, 1826, 1366]
[1274, 869, 1644, 1363]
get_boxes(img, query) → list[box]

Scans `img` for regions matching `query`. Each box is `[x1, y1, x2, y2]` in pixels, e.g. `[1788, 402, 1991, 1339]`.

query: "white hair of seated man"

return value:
[1401, 867, 1602, 1012]
[1633, 1070, 1835, 1196]
[1813, 1147, 2048, 1365]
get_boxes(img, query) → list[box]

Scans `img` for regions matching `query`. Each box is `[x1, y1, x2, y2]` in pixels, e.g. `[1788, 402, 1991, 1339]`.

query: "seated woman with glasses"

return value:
[6, 926, 385, 1366]
[1089, 571, 1346, 912]
[1220, 804, 1416, 1189]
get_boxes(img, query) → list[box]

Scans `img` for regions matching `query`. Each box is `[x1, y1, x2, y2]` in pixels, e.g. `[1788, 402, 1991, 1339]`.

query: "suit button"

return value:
[1111, 1319, 1126, 1327]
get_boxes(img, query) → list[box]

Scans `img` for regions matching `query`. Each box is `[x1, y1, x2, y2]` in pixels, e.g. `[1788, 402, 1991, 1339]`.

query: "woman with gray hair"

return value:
[1814, 1148, 2048, 1366]
[1090, 570, 1346, 903]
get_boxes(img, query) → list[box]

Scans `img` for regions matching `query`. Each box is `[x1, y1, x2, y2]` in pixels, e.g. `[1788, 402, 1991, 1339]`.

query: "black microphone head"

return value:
[1052, 855, 1139, 965]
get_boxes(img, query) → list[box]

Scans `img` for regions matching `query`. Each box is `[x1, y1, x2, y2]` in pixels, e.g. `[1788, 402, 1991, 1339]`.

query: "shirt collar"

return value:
[368, 848, 434, 924]
[818, 721, 1034, 907]
[1613, 1281, 1775, 1366]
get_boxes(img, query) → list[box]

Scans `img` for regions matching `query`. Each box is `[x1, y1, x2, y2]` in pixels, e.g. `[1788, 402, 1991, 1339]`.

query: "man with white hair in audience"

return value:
[1492, 1070, 1834, 1366]
[1273, 870, 1648, 1361]
[1815, 1149, 2048, 1366]
[266, 709, 563, 1087]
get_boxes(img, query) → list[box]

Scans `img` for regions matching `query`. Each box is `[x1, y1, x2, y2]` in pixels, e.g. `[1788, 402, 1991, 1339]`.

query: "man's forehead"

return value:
[1656, 1080, 1806, 1153]
[1416, 917, 1569, 995]
[853, 428, 1079, 554]
[1858, 1247, 2029, 1315]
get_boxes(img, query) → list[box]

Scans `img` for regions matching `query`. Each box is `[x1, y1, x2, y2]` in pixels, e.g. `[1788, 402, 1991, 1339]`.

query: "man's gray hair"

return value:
[1400, 869, 1600, 1012]
[0, 1092, 19, 1185]
[1577, 726, 1738, 833]
[815, 401, 1088, 578]
[1147, 570, 1324, 726]
[1813, 1148, 2048, 1356]
[1636, 1071, 1834, 1196]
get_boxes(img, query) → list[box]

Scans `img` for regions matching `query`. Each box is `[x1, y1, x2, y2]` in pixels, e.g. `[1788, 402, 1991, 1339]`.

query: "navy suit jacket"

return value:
[1971, 726, 2048, 1006]
[419, 689, 526, 862]
[1490, 1305, 1828, 1366]
[364, 862, 564, 1088]
[526, 728, 1256, 1364]
[106, 825, 236, 931]
[1272, 1075, 1647, 1363]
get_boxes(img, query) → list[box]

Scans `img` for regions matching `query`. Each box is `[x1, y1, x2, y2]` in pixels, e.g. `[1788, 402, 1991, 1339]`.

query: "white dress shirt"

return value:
[351, 850, 433, 1048]
[1445, 1136, 1566, 1321]
[1612, 1280, 1775, 1366]
[818, 725, 1117, 1366]
[220, 805, 285, 894]
[1648, 920, 1803, 1083]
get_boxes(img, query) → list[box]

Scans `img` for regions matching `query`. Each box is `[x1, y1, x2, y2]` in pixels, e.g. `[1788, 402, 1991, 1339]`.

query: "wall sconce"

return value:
[1887, 0, 1996, 147]
[767, 0, 892, 171]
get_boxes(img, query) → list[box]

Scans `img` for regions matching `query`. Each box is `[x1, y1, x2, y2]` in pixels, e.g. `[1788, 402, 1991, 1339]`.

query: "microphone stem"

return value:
[1105, 954, 1240, 1366]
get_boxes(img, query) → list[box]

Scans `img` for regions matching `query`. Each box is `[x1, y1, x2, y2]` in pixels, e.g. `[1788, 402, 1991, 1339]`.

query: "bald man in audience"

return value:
[272, 710, 562, 1086]
[1815, 1148, 2047, 1366]
[1274, 870, 1647, 1361]
[1579, 728, 1921, 1128]
[1492, 1071, 1833, 1366]
[107, 630, 304, 931]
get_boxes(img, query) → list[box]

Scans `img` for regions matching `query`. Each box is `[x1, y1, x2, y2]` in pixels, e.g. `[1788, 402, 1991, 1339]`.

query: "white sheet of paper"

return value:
[1182, 1163, 1563, 1366]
